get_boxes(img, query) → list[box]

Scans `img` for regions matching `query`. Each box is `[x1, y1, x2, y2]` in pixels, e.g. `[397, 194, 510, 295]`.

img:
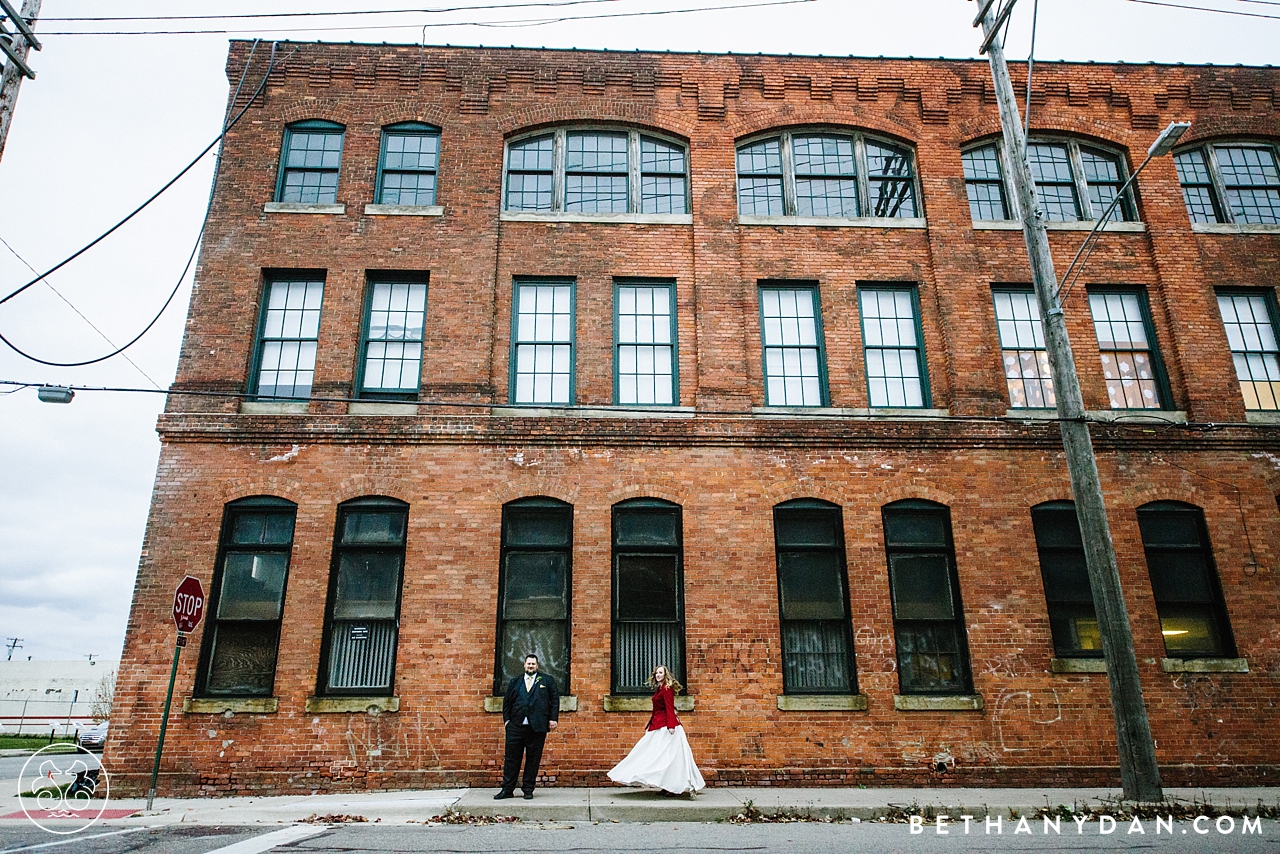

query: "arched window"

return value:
[611, 499, 684, 694]
[773, 499, 857, 694]
[503, 128, 689, 215]
[962, 137, 1134, 223]
[1030, 501, 1100, 658]
[275, 120, 345, 204]
[1175, 140, 1280, 225]
[737, 130, 918, 219]
[881, 499, 973, 695]
[196, 497, 297, 698]
[495, 498, 573, 694]
[1136, 501, 1236, 659]
[318, 497, 409, 696]
[376, 122, 440, 206]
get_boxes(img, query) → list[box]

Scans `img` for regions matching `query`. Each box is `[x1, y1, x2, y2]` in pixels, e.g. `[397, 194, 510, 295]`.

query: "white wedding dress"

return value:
[607, 687, 705, 794]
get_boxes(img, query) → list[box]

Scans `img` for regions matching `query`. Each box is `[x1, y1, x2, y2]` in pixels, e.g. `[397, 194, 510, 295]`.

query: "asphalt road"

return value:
[0, 820, 1277, 853]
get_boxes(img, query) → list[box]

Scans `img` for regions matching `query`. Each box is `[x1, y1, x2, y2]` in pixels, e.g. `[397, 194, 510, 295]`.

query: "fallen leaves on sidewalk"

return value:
[300, 813, 369, 824]
[727, 800, 846, 824]
[418, 808, 522, 826]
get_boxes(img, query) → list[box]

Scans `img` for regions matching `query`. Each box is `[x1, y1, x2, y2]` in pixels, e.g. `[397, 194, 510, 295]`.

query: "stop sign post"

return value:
[148, 576, 206, 811]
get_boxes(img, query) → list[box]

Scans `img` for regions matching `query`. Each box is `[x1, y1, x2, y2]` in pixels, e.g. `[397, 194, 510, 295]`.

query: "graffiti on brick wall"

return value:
[303, 711, 443, 775]
[993, 688, 1063, 753]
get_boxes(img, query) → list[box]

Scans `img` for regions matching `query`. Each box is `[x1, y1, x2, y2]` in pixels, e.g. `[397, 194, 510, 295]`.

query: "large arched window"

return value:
[962, 137, 1134, 223]
[503, 127, 689, 215]
[1030, 501, 1101, 658]
[275, 120, 345, 204]
[737, 130, 918, 219]
[611, 499, 684, 694]
[1175, 140, 1280, 225]
[196, 497, 297, 698]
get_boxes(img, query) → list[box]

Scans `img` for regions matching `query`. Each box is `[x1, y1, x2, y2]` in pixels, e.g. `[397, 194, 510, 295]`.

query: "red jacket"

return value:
[646, 685, 680, 731]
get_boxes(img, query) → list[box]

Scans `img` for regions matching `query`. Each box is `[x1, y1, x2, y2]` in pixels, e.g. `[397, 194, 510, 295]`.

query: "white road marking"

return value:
[202, 825, 328, 854]
[0, 825, 155, 852]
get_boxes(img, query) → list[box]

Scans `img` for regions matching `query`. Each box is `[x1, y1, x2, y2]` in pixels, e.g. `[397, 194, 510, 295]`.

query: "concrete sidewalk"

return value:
[4, 785, 1278, 826]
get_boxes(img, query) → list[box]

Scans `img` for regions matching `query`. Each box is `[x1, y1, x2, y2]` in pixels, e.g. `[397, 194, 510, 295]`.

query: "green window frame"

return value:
[1174, 141, 1280, 225]
[773, 499, 858, 695]
[275, 120, 344, 204]
[249, 272, 325, 400]
[317, 497, 409, 697]
[614, 280, 677, 406]
[510, 279, 575, 405]
[963, 139, 1135, 223]
[376, 122, 440, 206]
[1217, 288, 1280, 411]
[759, 282, 829, 407]
[882, 499, 974, 695]
[356, 274, 428, 400]
[1087, 287, 1171, 410]
[196, 497, 296, 698]
[495, 497, 573, 695]
[857, 284, 930, 408]
[1136, 501, 1237, 659]
[1030, 501, 1102, 658]
[612, 499, 685, 694]
[993, 286, 1055, 409]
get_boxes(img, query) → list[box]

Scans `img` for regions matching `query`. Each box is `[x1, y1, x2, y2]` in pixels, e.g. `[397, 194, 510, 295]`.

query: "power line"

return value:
[1125, 0, 1280, 20]
[41, 0, 622, 22]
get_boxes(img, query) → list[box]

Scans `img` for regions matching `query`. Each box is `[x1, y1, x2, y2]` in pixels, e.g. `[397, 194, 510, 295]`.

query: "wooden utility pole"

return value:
[973, 0, 1164, 802]
[0, 0, 41, 164]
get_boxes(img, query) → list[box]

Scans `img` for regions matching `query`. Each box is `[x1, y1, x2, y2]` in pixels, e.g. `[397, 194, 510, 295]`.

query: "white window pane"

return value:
[534, 374, 552, 402]
[655, 346, 672, 374]
[281, 309, 303, 339]
[783, 348, 802, 375]
[552, 375, 569, 402]
[799, 348, 819, 377]
[552, 344, 570, 374]
[863, 318, 883, 347]
[897, 318, 916, 346]
[553, 286, 570, 314]
[798, 315, 818, 347]
[886, 379, 907, 407]
[655, 379, 673, 405]
[636, 287, 653, 314]
[762, 289, 780, 317]
[763, 317, 783, 346]
[552, 314, 570, 341]
[637, 380, 655, 404]
[765, 348, 783, 377]
[767, 377, 786, 404]
[619, 287, 636, 314]
[620, 345, 637, 373]
[802, 377, 822, 405]
[515, 374, 534, 402]
[297, 341, 317, 372]
[619, 374, 637, 404]
[301, 309, 321, 338]
[519, 287, 536, 314]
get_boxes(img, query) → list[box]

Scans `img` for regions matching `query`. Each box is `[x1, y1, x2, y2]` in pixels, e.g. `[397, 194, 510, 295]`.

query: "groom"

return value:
[496, 653, 559, 800]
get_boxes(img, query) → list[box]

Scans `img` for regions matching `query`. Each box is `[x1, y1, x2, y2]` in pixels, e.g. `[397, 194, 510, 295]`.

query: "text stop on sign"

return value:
[173, 576, 205, 634]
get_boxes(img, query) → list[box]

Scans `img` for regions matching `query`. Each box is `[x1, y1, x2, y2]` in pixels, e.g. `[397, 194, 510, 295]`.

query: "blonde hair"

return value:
[646, 664, 683, 694]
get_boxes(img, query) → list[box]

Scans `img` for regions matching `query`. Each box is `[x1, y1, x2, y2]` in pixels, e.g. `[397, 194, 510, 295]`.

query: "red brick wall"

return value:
[109, 43, 1280, 794]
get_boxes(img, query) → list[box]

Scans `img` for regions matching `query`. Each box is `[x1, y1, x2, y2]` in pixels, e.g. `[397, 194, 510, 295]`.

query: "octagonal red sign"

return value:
[173, 576, 205, 634]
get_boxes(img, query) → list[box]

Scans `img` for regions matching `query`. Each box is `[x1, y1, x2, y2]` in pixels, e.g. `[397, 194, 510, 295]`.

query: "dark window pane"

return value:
[204, 623, 280, 696]
[888, 553, 954, 620]
[775, 509, 839, 547]
[781, 621, 852, 692]
[1048, 605, 1103, 656]
[231, 512, 295, 545]
[333, 552, 403, 619]
[1145, 553, 1215, 603]
[1038, 552, 1093, 604]
[500, 620, 568, 690]
[1158, 606, 1226, 656]
[1031, 507, 1083, 548]
[218, 552, 288, 620]
[1137, 510, 1203, 548]
[615, 554, 679, 621]
[896, 623, 965, 693]
[614, 510, 678, 547]
[341, 511, 406, 545]
[883, 510, 947, 547]
[503, 552, 568, 619]
[506, 509, 571, 546]
[778, 552, 845, 620]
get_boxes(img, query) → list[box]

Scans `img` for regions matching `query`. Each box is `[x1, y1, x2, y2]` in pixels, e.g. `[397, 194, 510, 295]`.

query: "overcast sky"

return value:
[0, 0, 1275, 665]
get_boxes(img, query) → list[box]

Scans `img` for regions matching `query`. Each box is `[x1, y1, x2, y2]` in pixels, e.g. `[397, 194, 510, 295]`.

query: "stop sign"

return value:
[172, 576, 205, 634]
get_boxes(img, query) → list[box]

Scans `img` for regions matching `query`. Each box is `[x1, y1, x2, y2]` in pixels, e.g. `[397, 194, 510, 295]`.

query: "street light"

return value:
[1056, 121, 1191, 301]
[36, 385, 73, 403]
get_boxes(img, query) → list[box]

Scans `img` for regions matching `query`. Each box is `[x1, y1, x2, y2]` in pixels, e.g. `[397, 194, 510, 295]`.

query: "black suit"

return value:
[500, 672, 560, 794]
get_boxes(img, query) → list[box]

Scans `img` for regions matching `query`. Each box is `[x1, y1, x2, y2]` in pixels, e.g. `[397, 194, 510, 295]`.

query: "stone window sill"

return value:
[974, 219, 1146, 233]
[490, 406, 695, 419]
[739, 214, 926, 229]
[264, 202, 346, 215]
[305, 696, 400, 714]
[484, 696, 579, 713]
[1050, 657, 1107, 673]
[184, 697, 278, 714]
[347, 402, 418, 415]
[364, 204, 443, 217]
[1245, 411, 1280, 424]
[894, 694, 984, 711]
[1161, 658, 1248, 673]
[603, 695, 695, 712]
[501, 211, 692, 225]
[241, 401, 308, 415]
[1191, 222, 1280, 235]
[777, 694, 869, 711]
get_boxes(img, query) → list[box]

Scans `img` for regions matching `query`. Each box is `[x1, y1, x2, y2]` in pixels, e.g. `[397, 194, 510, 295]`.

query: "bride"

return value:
[607, 664, 706, 796]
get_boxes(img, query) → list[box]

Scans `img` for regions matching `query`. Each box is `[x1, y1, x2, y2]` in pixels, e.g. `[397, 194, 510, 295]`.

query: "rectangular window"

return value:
[277, 122, 344, 204]
[512, 280, 574, 404]
[1028, 143, 1082, 222]
[615, 282, 676, 405]
[197, 499, 296, 697]
[1088, 290, 1166, 410]
[505, 134, 555, 212]
[792, 135, 859, 218]
[1137, 503, 1236, 659]
[640, 138, 688, 214]
[1174, 149, 1223, 223]
[858, 286, 929, 408]
[962, 145, 1010, 221]
[1030, 503, 1101, 658]
[774, 502, 857, 694]
[565, 131, 629, 213]
[1217, 290, 1280, 410]
[377, 124, 439, 206]
[1217, 146, 1280, 225]
[496, 500, 573, 695]
[1080, 147, 1134, 222]
[319, 500, 408, 695]
[359, 277, 427, 399]
[252, 275, 324, 399]
[993, 288, 1055, 409]
[737, 138, 785, 217]
[866, 141, 917, 218]
[760, 284, 827, 407]
[883, 501, 973, 695]
[613, 501, 684, 694]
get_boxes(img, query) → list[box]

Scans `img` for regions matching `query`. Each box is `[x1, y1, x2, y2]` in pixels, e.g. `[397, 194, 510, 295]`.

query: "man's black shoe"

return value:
[522, 791, 534, 799]
[494, 791, 515, 800]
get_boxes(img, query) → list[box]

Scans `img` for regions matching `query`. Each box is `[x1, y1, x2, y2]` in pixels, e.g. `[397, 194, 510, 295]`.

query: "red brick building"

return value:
[109, 41, 1280, 795]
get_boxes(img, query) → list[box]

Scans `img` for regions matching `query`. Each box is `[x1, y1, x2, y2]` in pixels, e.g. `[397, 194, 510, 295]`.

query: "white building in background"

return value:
[0, 660, 117, 735]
